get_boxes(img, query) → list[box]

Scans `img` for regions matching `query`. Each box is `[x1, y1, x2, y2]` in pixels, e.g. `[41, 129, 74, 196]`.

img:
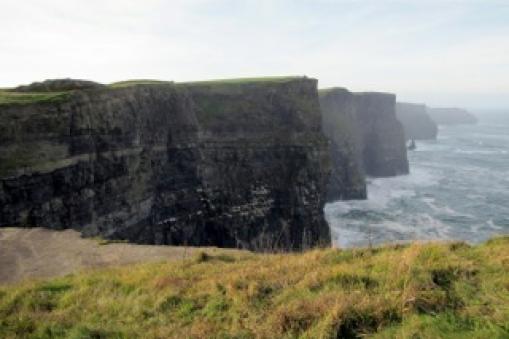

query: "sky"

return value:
[1, 0, 508, 109]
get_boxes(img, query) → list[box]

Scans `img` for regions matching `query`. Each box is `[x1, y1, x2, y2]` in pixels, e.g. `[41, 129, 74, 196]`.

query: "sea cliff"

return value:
[396, 102, 438, 140]
[0, 78, 331, 250]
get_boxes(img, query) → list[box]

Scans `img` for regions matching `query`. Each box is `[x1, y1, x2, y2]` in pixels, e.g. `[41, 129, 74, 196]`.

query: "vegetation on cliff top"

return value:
[179, 76, 309, 87]
[0, 90, 71, 106]
[0, 77, 308, 106]
[0, 236, 507, 338]
[109, 79, 173, 88]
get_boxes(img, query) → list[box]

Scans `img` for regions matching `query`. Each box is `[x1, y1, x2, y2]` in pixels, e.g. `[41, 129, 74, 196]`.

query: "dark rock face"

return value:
[0, 78, 331, 251]
[319, 89, 408, 202]
[427, 107, 478, 125]
[319, 88, 366, 202]
[354, 92, 409, 177]
[396, 102, 438, 140]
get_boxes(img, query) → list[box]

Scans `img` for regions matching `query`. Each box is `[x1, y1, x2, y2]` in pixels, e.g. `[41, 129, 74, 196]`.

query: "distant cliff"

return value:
[0, 77, 331, 251]
[319, 88, 408, 202]
[427, 107, 478, 125]
[396, 102, 438, 140]
[354, 92, 409, 177]
[319, 88, 366, 201]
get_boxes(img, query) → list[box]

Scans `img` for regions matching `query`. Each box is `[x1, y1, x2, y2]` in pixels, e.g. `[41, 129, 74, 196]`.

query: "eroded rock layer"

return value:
[0, 78, 331, 251]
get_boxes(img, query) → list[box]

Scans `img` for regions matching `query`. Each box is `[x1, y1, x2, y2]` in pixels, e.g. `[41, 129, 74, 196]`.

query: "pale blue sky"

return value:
[1, 0, 508, 108]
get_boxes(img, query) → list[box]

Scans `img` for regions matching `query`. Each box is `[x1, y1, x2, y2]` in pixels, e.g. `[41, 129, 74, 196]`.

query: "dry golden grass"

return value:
[0, 236, 508, 338]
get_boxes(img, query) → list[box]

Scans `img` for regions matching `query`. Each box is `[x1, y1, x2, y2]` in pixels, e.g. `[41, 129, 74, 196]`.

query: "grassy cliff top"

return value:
[109, 79, 173, 88]
[0, 90, 72, 106]
[178, 76, 310, 87]
[318, 87, 351, 95]
[1, 236, 507, 338]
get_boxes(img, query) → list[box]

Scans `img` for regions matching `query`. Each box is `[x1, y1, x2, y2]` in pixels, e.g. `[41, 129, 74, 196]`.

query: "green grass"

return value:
[0, 237, 507, 338]
[318, 87, 350, 96]
[109, 80, 173, 88]
[179, 76, 308, 87]
[0, 90, 72, 106]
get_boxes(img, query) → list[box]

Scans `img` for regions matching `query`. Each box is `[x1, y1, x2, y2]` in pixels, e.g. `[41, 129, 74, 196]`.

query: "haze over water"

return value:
[326, 111, 509, 248]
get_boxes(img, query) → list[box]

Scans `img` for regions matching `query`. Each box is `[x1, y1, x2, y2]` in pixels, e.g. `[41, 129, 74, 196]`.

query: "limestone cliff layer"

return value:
[396, 102, 438, 140]
[0, 78, 331, 251]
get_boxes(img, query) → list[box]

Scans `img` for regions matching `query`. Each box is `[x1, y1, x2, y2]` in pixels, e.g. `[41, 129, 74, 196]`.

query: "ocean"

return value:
[326, 111, 509, 248]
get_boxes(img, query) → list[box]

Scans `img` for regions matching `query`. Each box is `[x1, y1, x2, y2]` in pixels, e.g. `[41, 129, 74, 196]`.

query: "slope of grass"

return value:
[178, 76, 307, 87]
[109, 80, 173, 88]
[0, 237, 507, 338]
[0, 90, 71, 106]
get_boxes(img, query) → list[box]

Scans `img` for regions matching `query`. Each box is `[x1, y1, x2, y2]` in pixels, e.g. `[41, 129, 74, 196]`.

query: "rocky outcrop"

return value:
[0, 77, 331, 251]
[319, 88, 366, 201]
[427, 107, 478, 125]
[396, 102, 438, 140]
[319, 88, 408, 196]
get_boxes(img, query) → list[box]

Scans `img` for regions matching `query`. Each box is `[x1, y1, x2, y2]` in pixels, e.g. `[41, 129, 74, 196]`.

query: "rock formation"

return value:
[0, 77, 331, 251]
[318, 88, 366, 201]
[354, 92, 409, 177]
[427, 107, 478, 125]
[319, 88, 409, 199]
[396, 102, 438, 140]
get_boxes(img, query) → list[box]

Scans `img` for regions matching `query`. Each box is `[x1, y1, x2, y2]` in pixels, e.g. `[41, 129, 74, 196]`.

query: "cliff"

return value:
[427, 107, 478, 125]
[396, 102, 438, 140]
[319, 88, 408, 197]
[0, 77, 331, 251]
[318, 88, 366, 201]
[354, 92, 409, 177]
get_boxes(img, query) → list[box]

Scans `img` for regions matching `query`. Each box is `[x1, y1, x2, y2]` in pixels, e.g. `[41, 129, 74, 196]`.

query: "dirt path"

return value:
[0, 228, 237, 285]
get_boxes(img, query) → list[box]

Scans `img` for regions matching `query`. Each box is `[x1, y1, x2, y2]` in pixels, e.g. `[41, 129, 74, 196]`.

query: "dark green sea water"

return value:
[326, 111, 509, 247]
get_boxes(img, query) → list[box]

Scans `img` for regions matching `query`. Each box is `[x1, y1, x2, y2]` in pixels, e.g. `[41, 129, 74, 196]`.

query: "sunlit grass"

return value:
[109, 80, 172, 88]
[0, 90, 71, 106]
[0, 236, 507, 338]
[179, 76, 307, 87]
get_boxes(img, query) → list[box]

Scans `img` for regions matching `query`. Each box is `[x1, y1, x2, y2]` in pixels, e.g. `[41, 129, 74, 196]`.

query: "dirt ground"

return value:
[0, 227, 236, 285]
